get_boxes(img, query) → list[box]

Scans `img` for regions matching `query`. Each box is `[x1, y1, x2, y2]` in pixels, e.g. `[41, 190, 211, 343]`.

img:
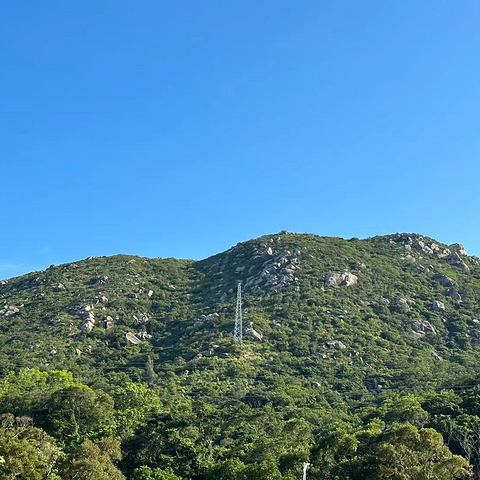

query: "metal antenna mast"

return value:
[234, 281, 243, 345]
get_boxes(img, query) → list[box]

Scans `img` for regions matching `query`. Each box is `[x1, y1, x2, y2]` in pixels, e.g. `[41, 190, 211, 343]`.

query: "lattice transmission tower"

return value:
[234, 281, 243, 345]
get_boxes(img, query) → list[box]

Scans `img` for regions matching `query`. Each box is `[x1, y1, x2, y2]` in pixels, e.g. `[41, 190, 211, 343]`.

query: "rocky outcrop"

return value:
[326, 340, 347, 350]
[432, 274, 455, 287]
[448, 252, 470, 271]
[447, 289, 462, 302]
[245, 322, 263, 341]
[194, 313, 219, 329]
[412, 320, 436, 336]
[431, 300, 446, 312]
[49, 283, 65, 292]
[125, 332, 142, 345]
[391, 234, 451, 259]
[0, 306, 20, 317]
[395, 297, 411, 312]
[325, 271, 358, 287]
[450, 243, 467, 256]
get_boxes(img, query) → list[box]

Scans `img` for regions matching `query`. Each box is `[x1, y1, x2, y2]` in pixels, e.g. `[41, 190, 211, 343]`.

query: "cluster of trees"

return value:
[0, 369, 480, 479]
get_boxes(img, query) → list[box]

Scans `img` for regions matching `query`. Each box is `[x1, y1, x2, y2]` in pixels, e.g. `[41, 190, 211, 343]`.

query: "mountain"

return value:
[1, 231, 480, 479]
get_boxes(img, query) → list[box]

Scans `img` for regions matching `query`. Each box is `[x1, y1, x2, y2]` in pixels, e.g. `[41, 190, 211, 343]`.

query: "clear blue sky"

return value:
[1, 1, 480, 279]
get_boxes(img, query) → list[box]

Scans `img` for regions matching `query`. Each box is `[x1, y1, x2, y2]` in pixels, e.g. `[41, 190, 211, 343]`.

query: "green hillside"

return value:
[1, 231, 480, 479]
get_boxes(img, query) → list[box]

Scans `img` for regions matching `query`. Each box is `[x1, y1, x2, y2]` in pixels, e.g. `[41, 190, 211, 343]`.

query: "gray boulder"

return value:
[325, 271, 358, 287]
[432, 274, 455, 287]
[431, 300, 446, 312]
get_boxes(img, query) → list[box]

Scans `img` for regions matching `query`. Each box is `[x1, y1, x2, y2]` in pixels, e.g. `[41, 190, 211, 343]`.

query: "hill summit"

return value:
[1, 231, 480, 478]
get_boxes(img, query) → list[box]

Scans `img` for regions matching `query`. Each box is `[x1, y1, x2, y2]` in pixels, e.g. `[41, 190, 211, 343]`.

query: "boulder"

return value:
[395, 297, 411, 312]
[412, 320, 436, 335]
[448, 252, 470, 271]
[0, 306, 20, 317]
[245, 322, 263, 341]
[431, 300, 446, 312]
[450, 243, 467, 256]
[79, 320, 95, 332]
[50, 283, 65, 292]
[125, 332, 142, 345]
[447, 289, 462, 302]
[326, 340, 347, 350]
[325, 271, 358, 287]
[432, 274, 455, 287]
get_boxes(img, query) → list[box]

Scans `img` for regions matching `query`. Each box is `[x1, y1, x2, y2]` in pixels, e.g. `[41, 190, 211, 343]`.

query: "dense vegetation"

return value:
[1, 231, 480, 478]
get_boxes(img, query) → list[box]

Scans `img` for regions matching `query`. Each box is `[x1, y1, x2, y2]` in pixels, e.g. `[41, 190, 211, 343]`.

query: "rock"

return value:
[431, 300, 446, 312]
[448, 252, 470, 271]
[360, 300, 371, 307]
[75, 348, 82, 356]
[411, 330, 425, 340]
[194, 313, 219, 328]
[92, 275, 108, 284]
[0, 280, 8, 285]
[326, 340, 346, 349]
[325, 271, 358, 287]
[432, 274, 455, 287]
[447, 289, 462, 302]
[245, 322, 263, 341]
[414, 240, 434, 256]
[412, 320, 436, 335]
[79, 320, 95, 332]
[0, 306, 20, 317]
[50, 283, 65, 292]
[395, 297, 411, 312]
[379, 296, 390, 305]
[450, 243, 467, 256]
[105, 316, 114, 329]
[147, 290, 154, 297]
[432, 352, 443, 361]
[125, 332, 142, 345]
[137, 331, 152, 341]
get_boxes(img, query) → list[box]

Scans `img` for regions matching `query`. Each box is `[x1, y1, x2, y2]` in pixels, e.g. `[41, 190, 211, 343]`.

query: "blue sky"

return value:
[1, 1, 479, 279]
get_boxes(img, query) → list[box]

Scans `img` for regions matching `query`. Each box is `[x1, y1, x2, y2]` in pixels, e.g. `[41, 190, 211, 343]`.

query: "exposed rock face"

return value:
[412, 320, 436, 336]
[137, 331, 152, 341]
[326, 340, 347, 349]
[105, 316, 114, 329]
[450, 243, 467, 256]
[391, 234, 452, 259]
[245, 322, 263, 341]
[194, 313, 219, 329]
[432, 300, 446, 312]
[79, 320, 95, 332]
[448, 252, 470, 271]
[395, 297, 411, 312]
[0, 306, 20, 317]
[125, 332, 142, 345]
[447, 289, 462, 302]
[432, 274, 455, 287]
[50, 283, 65, 292]
[325, 271, 358, 287]
[432, 352, 443, 361]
